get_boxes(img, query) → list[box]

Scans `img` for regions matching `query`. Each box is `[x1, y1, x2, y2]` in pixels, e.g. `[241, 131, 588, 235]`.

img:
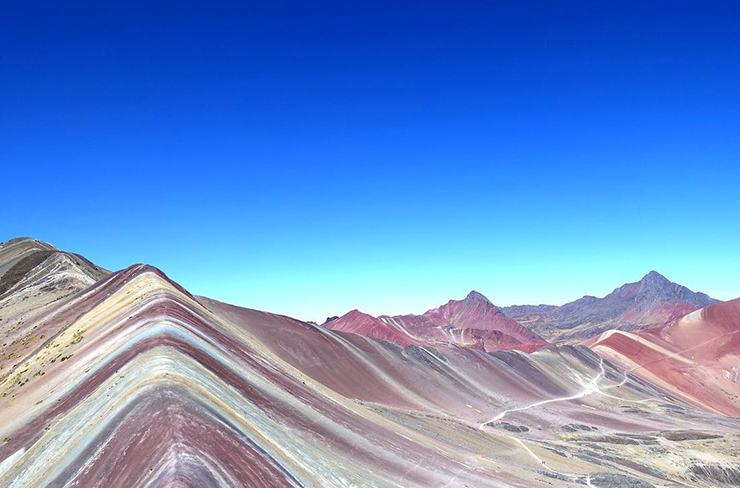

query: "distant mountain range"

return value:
[502, 270, 719, 342]
[324, 291, 547, 353]
[324, 270, 718, 349]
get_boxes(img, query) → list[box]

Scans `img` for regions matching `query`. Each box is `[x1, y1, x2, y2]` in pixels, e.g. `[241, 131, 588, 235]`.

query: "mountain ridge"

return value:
[501, 270, 718, 342]
[325, 290, 547, 353]
[1, 237, 739, 487]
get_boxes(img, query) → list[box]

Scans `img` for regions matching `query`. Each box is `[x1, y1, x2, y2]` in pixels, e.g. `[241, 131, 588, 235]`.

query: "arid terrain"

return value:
[0, 237, 738, 487]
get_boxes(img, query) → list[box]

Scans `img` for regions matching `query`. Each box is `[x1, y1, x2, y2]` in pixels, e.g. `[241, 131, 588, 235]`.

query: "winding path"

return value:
[479, 357, 622, 429]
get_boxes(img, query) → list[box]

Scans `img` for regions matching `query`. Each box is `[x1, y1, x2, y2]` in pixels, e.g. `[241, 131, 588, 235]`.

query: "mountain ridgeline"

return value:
[1, 237, 738, 487]
[502, 270, 719, 342]
[324, 271, 718, 348]
[324, 291, 548, 353]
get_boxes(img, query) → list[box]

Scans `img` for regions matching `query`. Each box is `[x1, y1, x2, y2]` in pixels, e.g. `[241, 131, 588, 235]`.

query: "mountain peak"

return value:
[1, 236, 51, 247]
[638, 270, 678, 294]
[641, 270, 669, 282]
[335, 308, 377, 323]
[631, 270, 717, 309]
[0, 237, 58, 256]
[465, 290, 491, 304]
[635, 271, 674, 297]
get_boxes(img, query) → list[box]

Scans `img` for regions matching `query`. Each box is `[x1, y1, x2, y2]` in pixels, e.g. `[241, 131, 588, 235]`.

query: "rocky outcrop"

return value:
[688, 464, 740, 486]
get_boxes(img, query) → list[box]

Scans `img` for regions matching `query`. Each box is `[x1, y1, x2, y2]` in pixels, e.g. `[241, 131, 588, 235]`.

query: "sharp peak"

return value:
[641, 270, 670, 281]
[636, 270, 675, 289]
[464, 290, 492, 303]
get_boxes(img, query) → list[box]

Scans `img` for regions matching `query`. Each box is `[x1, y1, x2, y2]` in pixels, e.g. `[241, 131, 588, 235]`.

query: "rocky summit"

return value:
[503, 271, 718, 342]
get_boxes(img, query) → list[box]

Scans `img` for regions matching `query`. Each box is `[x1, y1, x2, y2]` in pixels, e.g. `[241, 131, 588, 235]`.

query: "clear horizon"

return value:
[3, 2, 739, 323]
[3, 236, 735, 324]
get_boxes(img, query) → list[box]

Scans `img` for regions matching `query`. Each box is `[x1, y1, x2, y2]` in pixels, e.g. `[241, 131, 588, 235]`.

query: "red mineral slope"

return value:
[589, 297, 740, 416]
[322, 291, 547, 353]
[322, 309, 424, 347]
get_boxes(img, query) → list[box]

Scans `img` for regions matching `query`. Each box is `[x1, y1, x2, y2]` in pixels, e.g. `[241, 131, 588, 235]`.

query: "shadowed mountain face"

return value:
[503, 271, 719, 342]
[324, 291, 548, 353]
[1, 238, 739, 487]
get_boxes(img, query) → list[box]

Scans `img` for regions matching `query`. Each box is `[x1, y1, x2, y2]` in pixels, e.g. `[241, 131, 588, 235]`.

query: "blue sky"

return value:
[2, 1, 739, 322]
